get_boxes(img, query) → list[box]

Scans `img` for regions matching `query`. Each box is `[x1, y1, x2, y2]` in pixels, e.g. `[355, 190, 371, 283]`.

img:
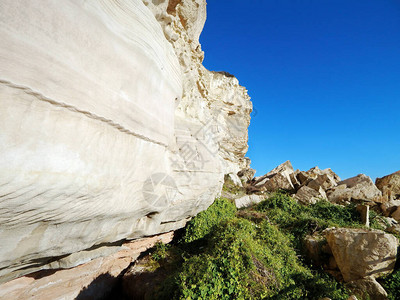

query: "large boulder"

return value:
[324, 228, 398, 282]
[327, 174, 382, 204]
[251, 161, 295, 192]
[0, 232, 174, 300]
[376, 170, 400, 201]
[346, 277, 388, 300]
[0, 0, 252, 284]
[295, 185, 326, 205]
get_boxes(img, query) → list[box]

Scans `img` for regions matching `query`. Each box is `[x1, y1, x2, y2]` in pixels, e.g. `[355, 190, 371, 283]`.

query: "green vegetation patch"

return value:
[136, 195, 355, 299]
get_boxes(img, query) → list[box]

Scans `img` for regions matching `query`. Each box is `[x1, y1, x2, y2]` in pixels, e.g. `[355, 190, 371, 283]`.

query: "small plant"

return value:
[151, 241, 171, 261]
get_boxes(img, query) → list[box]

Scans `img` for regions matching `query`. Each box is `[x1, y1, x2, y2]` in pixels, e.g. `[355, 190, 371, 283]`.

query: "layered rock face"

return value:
[0, 0, 251, 284]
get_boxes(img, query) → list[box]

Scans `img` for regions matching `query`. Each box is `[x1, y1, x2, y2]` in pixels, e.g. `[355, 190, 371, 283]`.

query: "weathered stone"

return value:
[391, 206, 400, 222]
[346, 277, 388, 300]
[263, 172, 294, 192]
[235, 194, 265, 209]
[304, 234, 326, 267]
[381, 200, 400, 216]
[308, 174, 337, 191]
[376, 170, 400, 201]
[252, 161, 294, 186]
[327, 174, 382, 204]
[306, 167, 341, 183]
[297, 171, 313, 185]
[228, 173, 243, 187]
[324, 228, 398, 282]
[265, 160, 294, 179]
[250, 161, 295, 192]
[0, 0, 252, 283]
[0, 232, 174, 300]
[290, 171, 301, 189]
[356, 204, 370, 227]
[295, 186, 326, 205]
[237, 167, 256, 183]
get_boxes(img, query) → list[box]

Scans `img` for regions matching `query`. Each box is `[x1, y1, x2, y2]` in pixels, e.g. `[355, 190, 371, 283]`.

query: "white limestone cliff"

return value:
[0, 0, 252, 283]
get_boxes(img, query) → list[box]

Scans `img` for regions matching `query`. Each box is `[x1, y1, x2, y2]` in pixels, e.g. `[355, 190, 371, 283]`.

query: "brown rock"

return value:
[327, 174, 382, 204]
[380, 200, 400, 216]
[237, 168, 256, 183]
[308, 174, 337, 191]
[297, 171, 312, 185]
[263, 172, 294, 192]
[356, 204, 370, 227]
[290, 171, 301, 189]
[376, 170, 400, 201]
[295, 186, 326, 205]
[324, 228, 398, 282]
[391, 206, 400, 222]
[346, 277, 388, 300]
[306, 166, 341, 183]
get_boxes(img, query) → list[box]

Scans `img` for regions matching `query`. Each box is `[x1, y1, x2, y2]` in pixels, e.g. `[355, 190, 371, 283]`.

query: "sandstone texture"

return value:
[324, 228, 398, 282]
[327, 174, 382, 204]
[376, 170, 400, 201]
[0, 0, 252, 283]
[346, 277, 388, 300]
[234, 194, 265, 209]
[0, 232, 174, 300]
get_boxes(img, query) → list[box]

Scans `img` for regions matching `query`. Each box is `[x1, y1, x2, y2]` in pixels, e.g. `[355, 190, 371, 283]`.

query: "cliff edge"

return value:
[0, 0, 251, 285]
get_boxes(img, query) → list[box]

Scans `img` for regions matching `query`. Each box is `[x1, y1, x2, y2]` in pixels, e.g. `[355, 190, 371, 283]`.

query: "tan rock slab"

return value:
[376, 170, 400, 201]
[0, 232, 173, 300]
[324, 228, 398, 282]
[346, 277, 388, 300]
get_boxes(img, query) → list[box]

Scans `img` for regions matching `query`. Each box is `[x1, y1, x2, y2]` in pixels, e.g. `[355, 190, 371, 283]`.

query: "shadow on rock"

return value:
[76, 272, 118, 300]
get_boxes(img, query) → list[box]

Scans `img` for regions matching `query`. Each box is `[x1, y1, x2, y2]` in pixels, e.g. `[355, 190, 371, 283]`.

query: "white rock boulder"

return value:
[0, 0, 252, 283]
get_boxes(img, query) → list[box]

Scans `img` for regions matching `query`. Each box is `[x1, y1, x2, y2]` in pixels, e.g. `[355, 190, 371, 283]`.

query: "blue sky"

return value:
[200, 0, 400, 180]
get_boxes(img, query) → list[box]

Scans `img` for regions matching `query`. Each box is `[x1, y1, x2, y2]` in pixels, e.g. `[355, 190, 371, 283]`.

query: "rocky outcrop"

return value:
[346, 277, 388, 300]
[246, 161, 339, 203]
[327, 174, 383, 204]
[324, 228, 398, 282]
[250, 160, 295, 192]
[0, 232, 174, 300]
[0, 0, 252, 284]
[376, 170, 400, 201]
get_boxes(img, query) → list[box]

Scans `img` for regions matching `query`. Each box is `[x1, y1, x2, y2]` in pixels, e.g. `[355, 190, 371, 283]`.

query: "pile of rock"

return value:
[244, 161, 400, 210]
[240, 162, 400, 299]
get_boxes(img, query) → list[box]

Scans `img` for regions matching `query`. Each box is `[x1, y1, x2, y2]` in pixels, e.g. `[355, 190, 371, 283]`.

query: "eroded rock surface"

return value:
[324, 228, 398, 282]
[0, 0, 252, 283]
[0, 232, 174, 300]
[376, 170, 400, 201]
[346, 277, 388, 300]
[327, 174, 382, 204]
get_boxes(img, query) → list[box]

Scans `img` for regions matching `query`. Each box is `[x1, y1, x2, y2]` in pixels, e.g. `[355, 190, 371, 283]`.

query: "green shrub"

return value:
[380, 269, 400, 300]
[255, 193, 362, 245]
[139, 194, 354, 299]
[177, 219, 256, 299]
[183, 197, 237, 243]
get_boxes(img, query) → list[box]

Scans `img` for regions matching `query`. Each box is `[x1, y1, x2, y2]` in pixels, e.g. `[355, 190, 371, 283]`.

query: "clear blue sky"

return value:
[200, 0, 400, 180]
